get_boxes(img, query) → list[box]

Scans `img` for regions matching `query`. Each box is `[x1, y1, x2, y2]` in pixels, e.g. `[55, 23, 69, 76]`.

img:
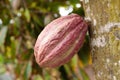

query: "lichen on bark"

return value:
[83, 0, 120, 80]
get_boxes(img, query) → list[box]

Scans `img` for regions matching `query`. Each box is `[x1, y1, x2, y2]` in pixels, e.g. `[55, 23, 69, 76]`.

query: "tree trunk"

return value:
[83, 0, 120, 80]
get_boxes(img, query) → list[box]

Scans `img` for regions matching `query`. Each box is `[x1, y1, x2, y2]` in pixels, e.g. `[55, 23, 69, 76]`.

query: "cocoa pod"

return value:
[34, 14, 88, 68]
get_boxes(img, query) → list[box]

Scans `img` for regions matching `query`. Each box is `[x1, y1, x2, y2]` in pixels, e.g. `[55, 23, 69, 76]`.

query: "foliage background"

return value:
[0, 0, 92, 80]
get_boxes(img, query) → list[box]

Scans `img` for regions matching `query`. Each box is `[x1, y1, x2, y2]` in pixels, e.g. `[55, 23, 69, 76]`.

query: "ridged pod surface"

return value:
[34, 14, 88, 68]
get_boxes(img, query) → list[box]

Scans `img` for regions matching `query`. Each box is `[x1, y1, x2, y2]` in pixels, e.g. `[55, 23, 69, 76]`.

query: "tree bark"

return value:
[83, 0, 120, 80]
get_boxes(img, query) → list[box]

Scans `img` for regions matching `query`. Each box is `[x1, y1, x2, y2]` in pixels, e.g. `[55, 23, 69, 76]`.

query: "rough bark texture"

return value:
[83, 0, 120, 80]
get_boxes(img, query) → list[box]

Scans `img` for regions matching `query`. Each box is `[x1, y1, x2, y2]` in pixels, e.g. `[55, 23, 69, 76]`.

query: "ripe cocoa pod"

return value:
[34, 14, 88, 68]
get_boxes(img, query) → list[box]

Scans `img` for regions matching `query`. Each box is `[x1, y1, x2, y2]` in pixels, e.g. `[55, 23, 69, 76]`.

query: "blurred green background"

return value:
[0, 0, 93, 80]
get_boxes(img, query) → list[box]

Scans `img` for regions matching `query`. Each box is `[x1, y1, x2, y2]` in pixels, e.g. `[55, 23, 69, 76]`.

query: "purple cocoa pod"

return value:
[34, 14, 88, 68]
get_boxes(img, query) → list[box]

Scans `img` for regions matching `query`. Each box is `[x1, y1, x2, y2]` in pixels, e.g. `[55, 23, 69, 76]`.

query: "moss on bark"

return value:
[83, 0, 120, 79]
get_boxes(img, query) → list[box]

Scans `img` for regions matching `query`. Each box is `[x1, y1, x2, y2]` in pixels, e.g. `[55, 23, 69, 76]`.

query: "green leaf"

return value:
[79, 69, 90, 80]
[33, 75, 43, 80]
[0, 64, 6, 74]
[32, 15, 44, 26]
[24, 61, 32, 80]
[0, 54, 4, 63]
[59, 66, 69, 80]
[24, 9, 31, 22]
[0, 26, 8, 46]
[78, 36, 91, 66]
[44, 71, 51, 80]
